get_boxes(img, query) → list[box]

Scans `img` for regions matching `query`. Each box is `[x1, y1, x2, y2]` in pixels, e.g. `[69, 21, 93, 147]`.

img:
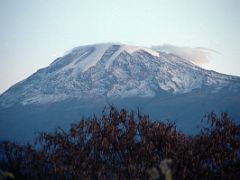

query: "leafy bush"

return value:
[0, 107, 239, 179]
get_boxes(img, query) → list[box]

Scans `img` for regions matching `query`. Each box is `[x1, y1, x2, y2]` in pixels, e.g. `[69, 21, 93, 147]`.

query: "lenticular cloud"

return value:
[151, 44, 218, 65]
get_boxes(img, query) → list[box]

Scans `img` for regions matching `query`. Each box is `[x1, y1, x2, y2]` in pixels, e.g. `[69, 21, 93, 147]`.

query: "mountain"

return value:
[1, 43, 240, 142]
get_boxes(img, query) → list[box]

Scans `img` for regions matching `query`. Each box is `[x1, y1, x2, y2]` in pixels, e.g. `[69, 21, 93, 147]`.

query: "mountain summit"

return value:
[1, 43, 239, 108]
[0, 43, 240, 141]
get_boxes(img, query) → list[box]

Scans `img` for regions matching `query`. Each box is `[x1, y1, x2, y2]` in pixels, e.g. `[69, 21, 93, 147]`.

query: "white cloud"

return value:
[151, 44, 218, 65]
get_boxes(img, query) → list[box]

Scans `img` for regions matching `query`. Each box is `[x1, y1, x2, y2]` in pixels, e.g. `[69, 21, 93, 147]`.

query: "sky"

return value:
[0, 0, 240, 94]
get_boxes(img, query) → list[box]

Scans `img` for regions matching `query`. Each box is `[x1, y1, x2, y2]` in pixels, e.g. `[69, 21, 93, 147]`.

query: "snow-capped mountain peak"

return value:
[0, 43, 240, 108]
[52, 43, 160, 72]
[1, 42, 240, 142]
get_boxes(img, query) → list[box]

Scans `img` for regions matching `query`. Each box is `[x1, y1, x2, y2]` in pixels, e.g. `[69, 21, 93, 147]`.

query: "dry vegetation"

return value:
[0, 107, 240, 179]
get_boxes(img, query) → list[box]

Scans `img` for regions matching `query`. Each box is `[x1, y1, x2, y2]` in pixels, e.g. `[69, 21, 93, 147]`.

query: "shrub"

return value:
[0, 108, 239, 179]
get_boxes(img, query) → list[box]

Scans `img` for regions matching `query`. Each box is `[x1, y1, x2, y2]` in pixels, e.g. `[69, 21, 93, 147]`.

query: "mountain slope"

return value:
[0, 43, 240, 141]
[0, 43, 239, 108]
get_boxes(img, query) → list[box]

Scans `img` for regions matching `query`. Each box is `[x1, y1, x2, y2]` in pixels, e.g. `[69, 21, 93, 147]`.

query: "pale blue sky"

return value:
[0, 0, 240, 93]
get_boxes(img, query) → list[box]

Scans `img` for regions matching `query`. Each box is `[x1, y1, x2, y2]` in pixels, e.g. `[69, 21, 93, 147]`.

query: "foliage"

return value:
[0, 107, 240, 179]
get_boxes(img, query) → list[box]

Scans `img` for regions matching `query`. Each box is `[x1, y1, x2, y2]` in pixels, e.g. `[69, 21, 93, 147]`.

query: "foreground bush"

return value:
[0, 107, 240, 179]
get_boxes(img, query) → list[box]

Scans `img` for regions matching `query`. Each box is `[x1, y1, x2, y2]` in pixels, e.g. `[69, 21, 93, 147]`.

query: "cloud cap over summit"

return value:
[152, 44, 219, 65]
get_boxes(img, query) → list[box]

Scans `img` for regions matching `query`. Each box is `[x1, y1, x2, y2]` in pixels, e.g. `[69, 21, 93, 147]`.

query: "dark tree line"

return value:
[0, 107, 240, 179]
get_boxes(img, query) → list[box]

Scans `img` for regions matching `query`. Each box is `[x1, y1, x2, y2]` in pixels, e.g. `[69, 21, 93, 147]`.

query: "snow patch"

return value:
[105, 44, 159, 69]
[76, 44, 112, 72]
[68, 43, 160, 71]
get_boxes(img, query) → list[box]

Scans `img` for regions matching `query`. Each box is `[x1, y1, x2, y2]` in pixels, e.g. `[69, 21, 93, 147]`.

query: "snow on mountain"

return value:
[1, 43, 240, 142]
[0, 43, 240, 108]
